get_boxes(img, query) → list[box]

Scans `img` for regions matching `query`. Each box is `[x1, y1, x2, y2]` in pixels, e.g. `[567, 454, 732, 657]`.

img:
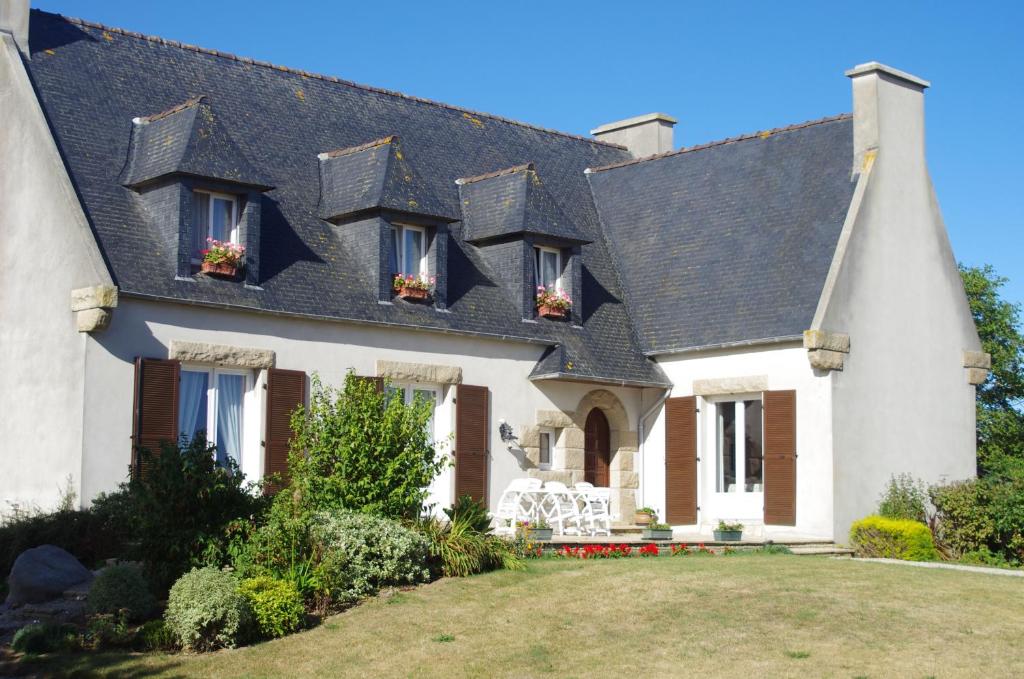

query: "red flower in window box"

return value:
[535, 286, 571, 320]
[393, 273, 434, 302]
[200, 238, 244, 279]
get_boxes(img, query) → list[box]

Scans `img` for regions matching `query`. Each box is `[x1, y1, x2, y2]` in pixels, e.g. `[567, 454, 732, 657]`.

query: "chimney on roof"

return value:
[845, 61, 930, 175]
[590, 113, 676, 158]
[0, 0, 29, 56]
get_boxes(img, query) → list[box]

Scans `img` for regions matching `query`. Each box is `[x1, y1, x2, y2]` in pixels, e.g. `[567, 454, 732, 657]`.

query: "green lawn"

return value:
[8, 555, 1024, 678]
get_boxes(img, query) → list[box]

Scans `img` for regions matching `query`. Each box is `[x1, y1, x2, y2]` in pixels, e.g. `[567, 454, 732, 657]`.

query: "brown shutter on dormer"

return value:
[264, 368, 306, 490]
[665, 396, 698, 525]
[131, 357, 180, 478]
[764, 389, 797, 526]
[455, 384, 489, 504]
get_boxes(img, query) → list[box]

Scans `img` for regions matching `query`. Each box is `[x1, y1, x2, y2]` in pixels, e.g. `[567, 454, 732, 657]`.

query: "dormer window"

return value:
[193, 190, 239, 260]
[535, 246, 562, 290]
[390, 223, 427, 277]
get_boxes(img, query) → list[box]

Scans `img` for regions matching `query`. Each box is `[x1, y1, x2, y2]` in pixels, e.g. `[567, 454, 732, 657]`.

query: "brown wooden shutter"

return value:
[454, 384, 489, 504]
[356, 376, 384, 393]
[264, 368, 306, 488]
[764, 389, 797, 526]
[665, 396, 698, 525]
[131, 357, 180, 478]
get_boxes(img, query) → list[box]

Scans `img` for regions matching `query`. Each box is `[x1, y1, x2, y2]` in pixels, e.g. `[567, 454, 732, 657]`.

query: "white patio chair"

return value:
[575, 485, 611, 536]
[540, 481, 585, 536]
[492, 478, 542, 535]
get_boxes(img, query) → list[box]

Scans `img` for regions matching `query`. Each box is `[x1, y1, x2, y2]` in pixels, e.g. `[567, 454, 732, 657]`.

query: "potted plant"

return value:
[517, 519, 553, 541]
[713, 520, 744, 541]
[200, 238, 244, 278]
[642, 522, 673, 540]
[634, 507, 656, 526]
[535, 286, 571, 320]
[393, 273, 435, 302]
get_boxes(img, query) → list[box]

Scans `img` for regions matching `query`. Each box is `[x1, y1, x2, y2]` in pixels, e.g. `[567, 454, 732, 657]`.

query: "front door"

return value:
[584, 408, 610, 486]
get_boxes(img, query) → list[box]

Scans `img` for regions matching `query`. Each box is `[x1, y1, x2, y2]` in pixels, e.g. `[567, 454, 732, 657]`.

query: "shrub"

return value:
[850, 515, 938, 561]
[87, 564, 157, 622]
[84, 611, 136, 650]
[239, 576, 305, 639]
[287, 372, 446, 519]
[11, 622, 78, 654]
[135, 619, 178, 652]
[877, 474, 928, 523]
[418, 516, 523, 578]
[931, 476, 1024, 565]
[443, 495, 492, 534]
[164, 567, 253, 652]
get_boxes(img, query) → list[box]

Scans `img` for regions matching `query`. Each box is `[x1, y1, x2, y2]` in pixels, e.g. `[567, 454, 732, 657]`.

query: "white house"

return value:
[0, 2, 987, 542]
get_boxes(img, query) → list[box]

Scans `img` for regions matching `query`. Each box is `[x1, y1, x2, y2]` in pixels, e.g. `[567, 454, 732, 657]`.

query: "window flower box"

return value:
[536, 286, 571, 320]
[516, 520, 553, 541]
[394, 273, 434, 303]
[200, 239, 244, 279]
[713, 520, 744, 542]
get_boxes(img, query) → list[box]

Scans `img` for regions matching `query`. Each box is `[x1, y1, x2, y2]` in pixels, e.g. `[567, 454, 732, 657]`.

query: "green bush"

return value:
[287, 372, 446, 519]
[164, 567, 253, 652]
[931, 476, 1024, 565]
[84, 611, 136, 650]
[850, 515, 938, 561]
[418, 516, 523, 578]
[11, 623, 78, 654]
[239, 576, 305, 639]
[87, 564, 157, 622]
[877, 474, 928, 523]
[443, 495, 492, 534]
[134, 619, 178, 652]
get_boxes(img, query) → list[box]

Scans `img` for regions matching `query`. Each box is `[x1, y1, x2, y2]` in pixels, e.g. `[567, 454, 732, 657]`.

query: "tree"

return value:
[287, 371, 447, 519]
[960, 264, 1024, 475]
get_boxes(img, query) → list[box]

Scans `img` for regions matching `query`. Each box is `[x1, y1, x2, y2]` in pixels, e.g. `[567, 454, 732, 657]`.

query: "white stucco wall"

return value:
[643, 344, 834, 540]
[80, 297, 645, 511]
[822, 68, 980, 542]
[0, 35, 112, 511]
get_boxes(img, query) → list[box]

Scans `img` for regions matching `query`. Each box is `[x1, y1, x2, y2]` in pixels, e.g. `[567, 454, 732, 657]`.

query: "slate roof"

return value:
[458, 164, 591, 245]
[317, 136, 457, 223]
[588, 116, 857, 354]
[23, 10, 668, 387]
[120, 96, 272, 190]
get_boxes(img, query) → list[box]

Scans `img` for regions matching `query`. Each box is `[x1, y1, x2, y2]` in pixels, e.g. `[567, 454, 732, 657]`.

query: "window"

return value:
[715, 398, 763, 493]
[538, 430, 553, 469]
[534, 246, 562, 290]
[193, 190, 239, 258]
[390, 224, 427, 277]
[386, 384, 438, 438]
[178, 367, 250, 467]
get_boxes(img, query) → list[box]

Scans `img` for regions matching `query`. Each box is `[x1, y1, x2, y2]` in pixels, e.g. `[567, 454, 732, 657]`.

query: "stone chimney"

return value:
[845, 62, 930, 174]
[0, 0, 29, 56]
[591, 112, 676, 158]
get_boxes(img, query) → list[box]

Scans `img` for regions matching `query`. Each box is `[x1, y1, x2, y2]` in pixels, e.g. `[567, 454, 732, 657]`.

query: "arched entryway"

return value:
[584, 408, 610, 486]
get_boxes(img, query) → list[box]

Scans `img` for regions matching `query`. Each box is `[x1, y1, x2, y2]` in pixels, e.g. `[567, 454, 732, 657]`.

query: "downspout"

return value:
[637, 386, 671, 510]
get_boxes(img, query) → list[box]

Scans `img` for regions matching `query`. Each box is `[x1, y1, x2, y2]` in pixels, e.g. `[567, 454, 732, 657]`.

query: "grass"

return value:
[7, 555, 1024, 678]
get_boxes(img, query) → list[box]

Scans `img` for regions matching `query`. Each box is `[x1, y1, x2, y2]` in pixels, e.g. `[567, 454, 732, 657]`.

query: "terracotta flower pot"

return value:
[201, 261, 239, 279]
[634, 511, 654, 526]
[538, 304, 567, 319]
[397, 286, 430, 301]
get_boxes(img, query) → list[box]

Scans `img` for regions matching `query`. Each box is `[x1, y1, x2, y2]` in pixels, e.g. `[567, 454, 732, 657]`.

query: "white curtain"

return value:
[193, 192, 210, 255]
[216, 374, 244, 467]
[179, 370, 208, 441]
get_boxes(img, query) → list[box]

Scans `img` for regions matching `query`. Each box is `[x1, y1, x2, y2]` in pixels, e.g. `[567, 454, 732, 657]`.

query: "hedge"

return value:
[850, 515, 938, 561]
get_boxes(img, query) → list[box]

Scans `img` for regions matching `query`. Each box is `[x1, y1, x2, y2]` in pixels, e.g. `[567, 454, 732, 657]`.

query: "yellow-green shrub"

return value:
[850, 515, 938, 561]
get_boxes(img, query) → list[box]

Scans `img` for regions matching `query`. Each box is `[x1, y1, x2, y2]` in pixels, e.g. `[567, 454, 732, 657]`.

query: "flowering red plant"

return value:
[201, 238, 244, 266]
[639, 543, 660, 557]
[393, 273, 435, 292]
[671, 543, 691, 556]
[535, 285, 572, 311]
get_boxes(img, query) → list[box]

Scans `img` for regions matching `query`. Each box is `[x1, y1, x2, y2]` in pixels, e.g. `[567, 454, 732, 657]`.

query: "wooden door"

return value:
[665, 396, 698, 524]
[584, 408, 610, 486]
[455, 384, 489, 503]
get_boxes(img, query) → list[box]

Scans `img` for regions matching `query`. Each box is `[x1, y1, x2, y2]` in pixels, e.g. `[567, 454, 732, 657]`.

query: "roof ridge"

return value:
[137, 95, 204, 123]
[42, 11, 629, 152]
[456, 163, 534, 185]
[320, 135, 396, 159]
[585, 113, 853, 173]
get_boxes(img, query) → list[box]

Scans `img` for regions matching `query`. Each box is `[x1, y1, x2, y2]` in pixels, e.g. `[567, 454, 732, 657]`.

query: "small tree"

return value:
[287, 372, 446, 519]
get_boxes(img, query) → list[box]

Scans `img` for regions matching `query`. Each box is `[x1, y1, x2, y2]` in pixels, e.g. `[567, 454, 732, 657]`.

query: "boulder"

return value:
[5, 545, 93, 606]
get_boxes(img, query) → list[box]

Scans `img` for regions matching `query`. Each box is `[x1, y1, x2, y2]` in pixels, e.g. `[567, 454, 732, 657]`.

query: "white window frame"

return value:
[193, 190, 240, 262]
[391, 223, 428, 278]
[387, 382, 439, 438]
[534, 245, 562, 291]
[710, 395, 764, 495]
[538, 428, 554, 470]
[179, 365, 253, 466]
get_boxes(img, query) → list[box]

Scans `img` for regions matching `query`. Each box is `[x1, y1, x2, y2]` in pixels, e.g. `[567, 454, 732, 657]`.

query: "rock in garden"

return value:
[5, 545, 93, 606]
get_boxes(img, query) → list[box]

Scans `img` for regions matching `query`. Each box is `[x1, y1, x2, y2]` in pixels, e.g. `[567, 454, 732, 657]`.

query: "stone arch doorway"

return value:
[584, 408, 610, 486]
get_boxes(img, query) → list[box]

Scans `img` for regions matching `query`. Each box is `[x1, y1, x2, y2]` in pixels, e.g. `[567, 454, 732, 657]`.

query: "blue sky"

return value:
[35, 0, 1024, 307]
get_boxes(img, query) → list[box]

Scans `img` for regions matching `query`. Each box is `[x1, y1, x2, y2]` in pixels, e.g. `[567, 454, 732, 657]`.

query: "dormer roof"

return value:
[119, 96, 273, 190]
[317, 136, 457, 223]
[457, 164, 591, 245]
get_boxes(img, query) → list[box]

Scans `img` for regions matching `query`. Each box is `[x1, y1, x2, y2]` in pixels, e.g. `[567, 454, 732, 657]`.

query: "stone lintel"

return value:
[535, 409, 575, 428]
[70, 285, 118, 311]
[692, 375, 769, 396]
[963, 351, 992, 369]
[75, 308, 110, 333]
[967, 367, 989, 386]
[170, 340, 275, 369]
[803, 329, 850, 353]
[376, 360, 462, 385]
[808, 349, 845, 371]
